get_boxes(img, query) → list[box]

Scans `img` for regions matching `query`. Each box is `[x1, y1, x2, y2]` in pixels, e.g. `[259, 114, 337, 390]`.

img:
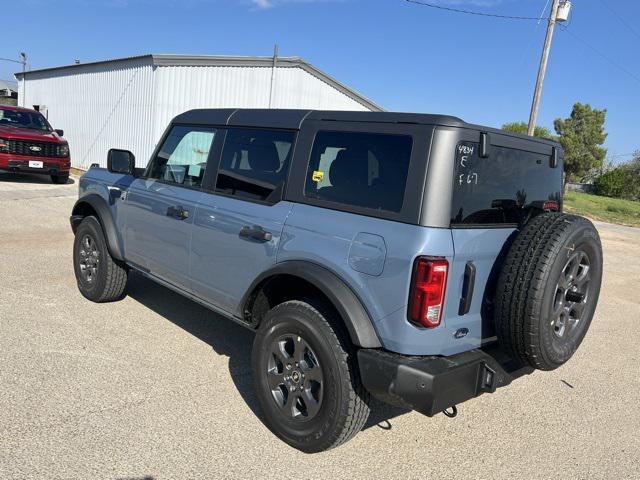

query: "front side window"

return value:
[147, 126, 216, 188]
[304, 131, 412, 212]
[215, 128, 295, 203]
[0, 108, 50, 131]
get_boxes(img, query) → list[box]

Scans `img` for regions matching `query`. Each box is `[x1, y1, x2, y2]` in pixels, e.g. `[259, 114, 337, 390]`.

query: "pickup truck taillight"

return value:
[409, 257, 448, 328]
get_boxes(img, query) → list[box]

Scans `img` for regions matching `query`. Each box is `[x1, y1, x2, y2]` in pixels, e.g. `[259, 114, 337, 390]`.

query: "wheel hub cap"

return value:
[266, 335, 323, 420]
[78, 234, 100, 283]
[551, 250, 591, 339]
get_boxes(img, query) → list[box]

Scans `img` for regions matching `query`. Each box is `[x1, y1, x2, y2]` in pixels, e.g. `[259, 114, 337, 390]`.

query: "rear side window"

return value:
[451, 142, 561, 225]
[216, 128, 295, 203]
[304, 131, 412, 212]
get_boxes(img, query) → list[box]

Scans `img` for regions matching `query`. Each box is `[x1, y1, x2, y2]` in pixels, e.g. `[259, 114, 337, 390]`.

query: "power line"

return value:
[0, 57, 23, 64]
[405, 0, 549, 20]
[520, 0, 552, 65]
[595, 0, 640, 42]
[559, 25, 640, 86]
[537, 0, 552, 25]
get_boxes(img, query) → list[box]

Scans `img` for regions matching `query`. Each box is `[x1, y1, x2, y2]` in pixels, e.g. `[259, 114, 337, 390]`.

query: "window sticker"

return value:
[312, 170, 324, 183]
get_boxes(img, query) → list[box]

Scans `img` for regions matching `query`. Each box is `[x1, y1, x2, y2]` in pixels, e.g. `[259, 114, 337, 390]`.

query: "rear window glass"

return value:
[451, 142, 561, 225]
[304, 131, 412, 213]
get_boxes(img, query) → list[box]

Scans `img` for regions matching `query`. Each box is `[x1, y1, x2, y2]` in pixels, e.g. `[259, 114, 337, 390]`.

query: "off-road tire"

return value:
[51, 173, 69, 184]
[73, 216, 128, 302]
[252, 300, 370, 453]
[495, 213, 603, 370]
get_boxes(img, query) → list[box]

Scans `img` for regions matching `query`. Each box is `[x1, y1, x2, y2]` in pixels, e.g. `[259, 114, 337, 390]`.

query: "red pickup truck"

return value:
[0, 105, 70, 184]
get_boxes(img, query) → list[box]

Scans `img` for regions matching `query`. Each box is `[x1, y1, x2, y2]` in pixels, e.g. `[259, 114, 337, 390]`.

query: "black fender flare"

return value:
[241, 260, 382, 348]
[70, 194, 124, 261]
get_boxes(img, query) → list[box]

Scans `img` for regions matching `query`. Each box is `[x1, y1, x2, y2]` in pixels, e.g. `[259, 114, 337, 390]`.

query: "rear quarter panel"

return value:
[279, 203, 467, 355]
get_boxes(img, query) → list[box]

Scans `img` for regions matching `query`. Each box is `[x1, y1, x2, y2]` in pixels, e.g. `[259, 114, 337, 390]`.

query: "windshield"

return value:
[0, 108, 51, 131]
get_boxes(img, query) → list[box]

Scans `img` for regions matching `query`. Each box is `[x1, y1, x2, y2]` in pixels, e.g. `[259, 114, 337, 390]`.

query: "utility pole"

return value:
[20, 52, 27, 107]
[0, 52, 27, 106]
[527, 0, 561, 136]
[268, 44, 278, 108]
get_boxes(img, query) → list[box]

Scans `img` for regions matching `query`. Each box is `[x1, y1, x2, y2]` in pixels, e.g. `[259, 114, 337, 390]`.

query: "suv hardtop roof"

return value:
[173, 108, 464, 129]
[0, 104, 41, 114]
[172, 108, 560, 148]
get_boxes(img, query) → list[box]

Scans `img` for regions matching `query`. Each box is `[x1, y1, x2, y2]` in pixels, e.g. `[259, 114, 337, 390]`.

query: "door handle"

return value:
[458, 261, 476, 316]
[166, 205, 189, 220]
[239, 225, 272, 243]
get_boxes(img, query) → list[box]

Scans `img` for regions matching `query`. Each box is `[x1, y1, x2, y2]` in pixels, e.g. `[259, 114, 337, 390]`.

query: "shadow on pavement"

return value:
[126, 273, 409, 432]
[0, 171, 75, 185]
[116, 476, 154, 480]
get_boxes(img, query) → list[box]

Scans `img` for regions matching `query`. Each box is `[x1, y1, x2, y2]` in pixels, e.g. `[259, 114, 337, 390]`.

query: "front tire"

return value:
[73, 216, 128, 302]
[51, 173, 69, 184]
[252, 300, 370, 453]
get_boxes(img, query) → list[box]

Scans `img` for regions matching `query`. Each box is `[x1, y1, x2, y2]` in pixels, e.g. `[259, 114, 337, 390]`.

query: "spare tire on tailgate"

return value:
[495, 213, 603, 371]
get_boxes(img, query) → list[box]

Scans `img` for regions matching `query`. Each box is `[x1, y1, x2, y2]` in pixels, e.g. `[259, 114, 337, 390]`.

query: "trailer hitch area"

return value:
[442, 405, 458, 418]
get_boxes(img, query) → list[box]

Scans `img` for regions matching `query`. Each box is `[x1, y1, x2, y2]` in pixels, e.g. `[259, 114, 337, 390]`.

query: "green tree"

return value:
[594, 167, 626, 198]
[592, 151, 640, 200]
[501, 121, 556, 140]
[620, 151, 640, 200]
[554, 103, 607, 184]
[626, 150, 640, 176]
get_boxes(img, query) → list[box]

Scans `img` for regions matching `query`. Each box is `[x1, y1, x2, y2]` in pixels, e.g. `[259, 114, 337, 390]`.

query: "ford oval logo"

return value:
[29, 146, 42, 152]
[454, 328, 469, 339]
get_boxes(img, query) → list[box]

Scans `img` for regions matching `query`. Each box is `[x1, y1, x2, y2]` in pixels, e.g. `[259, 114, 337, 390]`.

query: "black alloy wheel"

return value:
[77, 233, 100, 284]
[267, 334, 324, 420]
[252, 300, 370, 452]
[551, 249, 592, 340]
[73, 216, 128, 302]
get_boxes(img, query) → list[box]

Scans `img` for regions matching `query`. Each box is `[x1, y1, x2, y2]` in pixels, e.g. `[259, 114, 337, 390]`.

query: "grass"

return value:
[564, 191, 640, 227]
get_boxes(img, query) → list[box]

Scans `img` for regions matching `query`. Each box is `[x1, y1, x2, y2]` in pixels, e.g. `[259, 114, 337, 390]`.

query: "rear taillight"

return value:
[408, 257, 448, 328]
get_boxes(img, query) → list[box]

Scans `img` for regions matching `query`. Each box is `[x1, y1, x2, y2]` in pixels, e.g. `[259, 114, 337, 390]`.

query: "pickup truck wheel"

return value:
[495, 213, 603, 370]
[73, 216, 128, 302]
[51, 173, 69, 184]
[252, 300, 370, 452]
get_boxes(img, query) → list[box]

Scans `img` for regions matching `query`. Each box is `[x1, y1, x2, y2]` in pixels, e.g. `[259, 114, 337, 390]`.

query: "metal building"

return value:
[15, 54, 382, 169]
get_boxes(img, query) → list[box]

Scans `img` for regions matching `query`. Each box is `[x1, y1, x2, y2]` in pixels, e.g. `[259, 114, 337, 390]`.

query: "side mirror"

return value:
[107, 148, 136, 175]
[54, 129, 64, 137]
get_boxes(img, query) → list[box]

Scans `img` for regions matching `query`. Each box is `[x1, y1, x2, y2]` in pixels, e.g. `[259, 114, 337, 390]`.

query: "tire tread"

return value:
[495, 213, 600, 370]
[74, 216, 127, 303]
[257, 299, 370, 452]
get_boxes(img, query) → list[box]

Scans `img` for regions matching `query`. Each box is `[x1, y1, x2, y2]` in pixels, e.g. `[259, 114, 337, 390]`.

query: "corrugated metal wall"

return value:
[20, 58, 157, 169]
[152, 65, 274, 144]
[152, 64, 369, 143]
[20, 60, 372, 169]
[271, 67, 368, 110]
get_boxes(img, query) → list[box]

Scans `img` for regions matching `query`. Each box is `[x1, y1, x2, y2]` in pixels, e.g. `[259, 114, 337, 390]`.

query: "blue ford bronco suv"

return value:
[70, 109, 603, 452]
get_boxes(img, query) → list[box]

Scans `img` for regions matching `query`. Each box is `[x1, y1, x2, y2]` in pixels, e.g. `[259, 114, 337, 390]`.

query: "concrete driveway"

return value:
[1, 172, 639, 480]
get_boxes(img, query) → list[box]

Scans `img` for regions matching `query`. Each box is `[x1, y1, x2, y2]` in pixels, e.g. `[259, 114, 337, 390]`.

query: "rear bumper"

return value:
[358, 346, 532, 416]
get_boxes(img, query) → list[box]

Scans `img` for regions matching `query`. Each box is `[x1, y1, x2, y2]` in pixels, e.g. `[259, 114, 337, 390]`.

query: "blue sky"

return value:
[2, 0, 638, 160]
